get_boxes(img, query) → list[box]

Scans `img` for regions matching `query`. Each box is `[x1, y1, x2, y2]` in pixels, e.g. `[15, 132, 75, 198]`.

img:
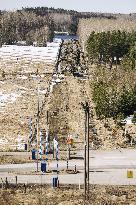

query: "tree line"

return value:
[86, 30, 136, 119]
[22, 7, 116, 34]
[0, 10, 54, 46]
[0, 6, 117, 46]
[86, 30, 136, 69]
[92, 75, 136, 119]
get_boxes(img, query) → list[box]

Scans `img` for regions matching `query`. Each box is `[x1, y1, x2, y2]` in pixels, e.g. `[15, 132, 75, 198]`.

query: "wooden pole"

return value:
[40, 129, 42, 161]
[67, 160, 69, 170]
[5, 177, 9, 189]
[86, 103, 90, 199]
[36, 85, 39, 172]
[15, 176, 17, 186]
[82, 102, 90, 200]
[67, 144, 70, 160]
[84, 108, 87, 200]
[29, 117, 33, 151]
[53, 138, 55, 159]
[47, 111, 49, 125]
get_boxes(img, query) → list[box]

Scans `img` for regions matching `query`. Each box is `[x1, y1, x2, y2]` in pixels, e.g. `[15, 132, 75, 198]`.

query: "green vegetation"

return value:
[86, 30, 136, 66]
[86, 31, 136, 119]
[132, 111, 136, 124]
[122, 43, 136, 70]
[92, 68, 136, 118]
[78, 18, 136, 49]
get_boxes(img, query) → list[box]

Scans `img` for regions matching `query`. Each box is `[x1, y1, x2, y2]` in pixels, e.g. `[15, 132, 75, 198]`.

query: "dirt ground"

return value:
[0, 70, 53, 151]
[0, 154, 32, 164]
[0, 148, 78, 165]
[0, 184, 136, 205]
[45, 71, 136, 150]
[0, 40, 135, 152]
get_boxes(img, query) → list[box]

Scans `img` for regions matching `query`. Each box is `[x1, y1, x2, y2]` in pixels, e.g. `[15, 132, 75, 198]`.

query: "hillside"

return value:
[78, 18, 136, 45]
[0, 41, 60, 150]
[0, 7, 136, 151]
[37, 39, 136, 150]
[0, 38, 135, 151]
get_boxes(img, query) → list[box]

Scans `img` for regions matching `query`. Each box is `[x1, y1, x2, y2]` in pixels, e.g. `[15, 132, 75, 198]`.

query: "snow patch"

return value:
[0, 92, 21, 109]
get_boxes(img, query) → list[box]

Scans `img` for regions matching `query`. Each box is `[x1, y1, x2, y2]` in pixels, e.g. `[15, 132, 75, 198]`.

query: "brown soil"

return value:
[0, 70, 52, 151]
[0, 154, 32, 164]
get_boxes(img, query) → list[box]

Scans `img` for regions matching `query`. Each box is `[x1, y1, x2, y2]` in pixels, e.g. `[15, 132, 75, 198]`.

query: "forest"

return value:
[0, 10, 54, 46]
[86, 30, 136, 119]
[0, 6, 117, 46]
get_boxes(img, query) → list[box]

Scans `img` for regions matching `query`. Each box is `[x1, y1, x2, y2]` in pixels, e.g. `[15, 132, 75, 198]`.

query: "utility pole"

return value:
[46, 111, 50, 153]
[36, 85, 40, 172]
[82, 102, 90, 200]
[47, 111, 49, 125]
[86, 103, 90, 199]
[84, 106, 87, 199]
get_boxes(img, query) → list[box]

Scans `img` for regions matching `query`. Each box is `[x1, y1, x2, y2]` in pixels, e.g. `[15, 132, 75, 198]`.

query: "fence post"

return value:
[5, 177, 9, 189]
[24, 183, 27, 193]
[67, 160, 69, 170]
[1, 178, 3, 189]
[15, 176, 17, 186]
[75, 165, 77, 173]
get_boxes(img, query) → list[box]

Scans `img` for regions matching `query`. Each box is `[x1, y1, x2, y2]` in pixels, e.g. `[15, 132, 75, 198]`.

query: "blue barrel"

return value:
[41, 161, 46, 172]
[52, 177, 58, 188]
[32, 149, 36, 160]
[24, 144, 27, 151]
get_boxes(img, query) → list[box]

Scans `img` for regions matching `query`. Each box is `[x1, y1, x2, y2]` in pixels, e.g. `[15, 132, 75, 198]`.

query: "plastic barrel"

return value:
[24, 144, 27, 151]
[52, 177, 58, 188]
[41, 161, 46, 172]
[32, 149, 36, 160]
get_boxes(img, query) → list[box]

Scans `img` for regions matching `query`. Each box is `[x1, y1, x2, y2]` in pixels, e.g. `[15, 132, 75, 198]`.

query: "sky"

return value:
[0, 0, 136, 14]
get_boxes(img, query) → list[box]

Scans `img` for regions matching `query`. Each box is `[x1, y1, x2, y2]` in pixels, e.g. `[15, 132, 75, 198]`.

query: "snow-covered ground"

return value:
[0, 40, 62, 149]
[0, 41, 61, 64]
[0, 91, 21, 111]
[0, 41, 61, 111]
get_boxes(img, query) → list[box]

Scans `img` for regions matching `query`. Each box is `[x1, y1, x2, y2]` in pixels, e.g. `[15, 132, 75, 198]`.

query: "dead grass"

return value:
[0, 155, 32, 164]
[78, 18, 136, 46]
[0, 184, 136, 205]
